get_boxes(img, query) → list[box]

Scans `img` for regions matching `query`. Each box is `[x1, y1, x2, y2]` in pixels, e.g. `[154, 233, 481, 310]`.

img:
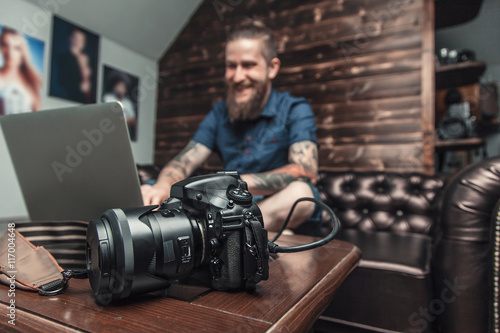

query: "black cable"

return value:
[269, 197, 308, 243]
[268, 197, 340, 253]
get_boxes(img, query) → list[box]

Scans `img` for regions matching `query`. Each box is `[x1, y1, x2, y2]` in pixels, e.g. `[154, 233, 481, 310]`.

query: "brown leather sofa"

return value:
[314, 156, 500, 333]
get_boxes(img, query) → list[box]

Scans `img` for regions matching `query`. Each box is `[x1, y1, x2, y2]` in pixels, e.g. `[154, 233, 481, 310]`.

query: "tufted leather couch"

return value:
[314, 156, 500, 333]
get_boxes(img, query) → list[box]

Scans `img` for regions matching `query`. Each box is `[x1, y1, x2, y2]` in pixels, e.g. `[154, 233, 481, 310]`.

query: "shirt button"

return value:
[245, 150, 250, 155]
[272, 138, 277, 142]
[246, 136, 251, 141]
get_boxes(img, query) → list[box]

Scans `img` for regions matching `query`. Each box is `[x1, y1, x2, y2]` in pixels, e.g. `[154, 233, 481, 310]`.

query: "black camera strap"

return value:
[245, 218, 269, 283]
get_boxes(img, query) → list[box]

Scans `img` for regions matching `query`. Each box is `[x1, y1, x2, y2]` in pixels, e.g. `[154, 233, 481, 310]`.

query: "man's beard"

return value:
[226, 80, 268, 123]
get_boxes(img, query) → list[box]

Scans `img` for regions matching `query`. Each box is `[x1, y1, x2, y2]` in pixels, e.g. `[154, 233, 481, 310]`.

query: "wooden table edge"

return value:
[266, 244, 361, 333]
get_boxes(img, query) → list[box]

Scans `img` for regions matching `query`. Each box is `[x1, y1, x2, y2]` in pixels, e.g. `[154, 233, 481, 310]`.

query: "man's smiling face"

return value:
[225, 38, 279, 122]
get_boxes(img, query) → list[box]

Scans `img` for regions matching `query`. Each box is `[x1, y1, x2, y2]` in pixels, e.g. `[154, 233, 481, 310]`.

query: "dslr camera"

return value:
[86, 171, 269, 305]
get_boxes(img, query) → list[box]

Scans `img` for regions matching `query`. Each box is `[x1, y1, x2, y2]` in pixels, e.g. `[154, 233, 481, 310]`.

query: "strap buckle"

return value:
[38, 270, 87, 296]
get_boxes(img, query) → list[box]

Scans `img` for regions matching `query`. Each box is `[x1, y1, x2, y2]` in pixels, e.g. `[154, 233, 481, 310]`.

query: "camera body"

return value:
[165, 171, 269, 291]
[86, 171, 269, 304]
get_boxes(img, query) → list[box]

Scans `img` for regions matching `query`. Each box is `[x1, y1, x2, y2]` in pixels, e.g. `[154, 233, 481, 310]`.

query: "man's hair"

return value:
[227, 20, 278, 63]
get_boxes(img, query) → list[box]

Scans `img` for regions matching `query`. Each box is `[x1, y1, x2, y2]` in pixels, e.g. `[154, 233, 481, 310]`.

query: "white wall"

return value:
[0, 0, 157, 163]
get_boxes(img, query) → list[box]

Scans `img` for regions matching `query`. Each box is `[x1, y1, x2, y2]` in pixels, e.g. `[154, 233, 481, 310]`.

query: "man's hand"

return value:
[141, 184, 170, 206]
[140, 140, 212, 206]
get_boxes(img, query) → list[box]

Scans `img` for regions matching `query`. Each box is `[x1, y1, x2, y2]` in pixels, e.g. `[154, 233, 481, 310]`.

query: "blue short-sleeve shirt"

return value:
[193, 89, 318, 174]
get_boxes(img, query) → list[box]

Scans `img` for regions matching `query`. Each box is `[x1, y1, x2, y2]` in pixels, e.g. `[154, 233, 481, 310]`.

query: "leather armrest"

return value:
[431, 156, 500, 332]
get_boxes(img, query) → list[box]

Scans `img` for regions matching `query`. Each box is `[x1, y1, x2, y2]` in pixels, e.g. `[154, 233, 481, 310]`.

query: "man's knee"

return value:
[286, 180, 314, 198]
[285, 181, 315, 217]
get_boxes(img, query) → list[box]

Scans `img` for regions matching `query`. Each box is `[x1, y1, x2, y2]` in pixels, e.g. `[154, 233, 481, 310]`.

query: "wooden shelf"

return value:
[435, 137, 485, 151]
[435, 61, 486, 90]
[434, 137, 487, 172]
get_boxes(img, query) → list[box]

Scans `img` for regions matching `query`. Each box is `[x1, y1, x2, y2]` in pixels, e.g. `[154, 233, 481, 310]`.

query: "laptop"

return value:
[0, 102, 143, 224]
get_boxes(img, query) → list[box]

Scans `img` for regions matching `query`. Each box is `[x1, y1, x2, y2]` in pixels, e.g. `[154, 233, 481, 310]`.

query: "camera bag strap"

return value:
[0, 226, 88, 296]
[14, 221, 88, 270]
[0, 228, 65, 293]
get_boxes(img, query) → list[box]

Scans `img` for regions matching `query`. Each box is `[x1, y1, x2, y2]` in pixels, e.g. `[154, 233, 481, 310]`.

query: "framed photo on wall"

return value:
[49, 15, 99, 104]
[102, 65, 140, 141]
[0, 24, 45, 115]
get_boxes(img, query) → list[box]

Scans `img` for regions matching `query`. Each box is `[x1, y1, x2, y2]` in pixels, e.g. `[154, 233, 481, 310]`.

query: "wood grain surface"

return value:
[155, 0, 435, 175]
[0, 235, 360, 333]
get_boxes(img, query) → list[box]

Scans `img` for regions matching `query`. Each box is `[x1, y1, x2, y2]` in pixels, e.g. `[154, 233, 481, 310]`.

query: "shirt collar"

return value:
[259, 89, 278, 118]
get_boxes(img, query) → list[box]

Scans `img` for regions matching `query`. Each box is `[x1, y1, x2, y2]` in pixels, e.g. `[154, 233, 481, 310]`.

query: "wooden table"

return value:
[0, 234, 360, 332]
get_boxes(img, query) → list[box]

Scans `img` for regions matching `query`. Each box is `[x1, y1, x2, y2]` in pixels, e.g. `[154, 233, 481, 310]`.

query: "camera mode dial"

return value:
[227, 187, 253, 205]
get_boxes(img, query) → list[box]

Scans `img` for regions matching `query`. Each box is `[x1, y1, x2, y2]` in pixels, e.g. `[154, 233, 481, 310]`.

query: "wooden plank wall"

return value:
[156, 0, 435, 174]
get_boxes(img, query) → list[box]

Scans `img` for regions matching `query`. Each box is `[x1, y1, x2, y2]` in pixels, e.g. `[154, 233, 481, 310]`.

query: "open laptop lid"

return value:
[0, 102, 143, 222]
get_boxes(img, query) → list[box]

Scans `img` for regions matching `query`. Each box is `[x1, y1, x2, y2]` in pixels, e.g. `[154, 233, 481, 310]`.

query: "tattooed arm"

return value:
[141, 140, 212, 205]
[240, 140, 318, 196]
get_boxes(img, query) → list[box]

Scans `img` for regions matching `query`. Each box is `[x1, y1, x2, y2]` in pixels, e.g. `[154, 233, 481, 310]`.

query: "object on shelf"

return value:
[437, 48, 476, 65]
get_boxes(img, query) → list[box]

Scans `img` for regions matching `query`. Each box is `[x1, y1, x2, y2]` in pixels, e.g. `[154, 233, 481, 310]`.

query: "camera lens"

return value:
[439, 117, 468, 139]
[86, 204, 205, 305]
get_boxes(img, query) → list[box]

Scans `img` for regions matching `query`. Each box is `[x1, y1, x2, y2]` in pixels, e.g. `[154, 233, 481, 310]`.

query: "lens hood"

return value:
[86, 205, 159, 304]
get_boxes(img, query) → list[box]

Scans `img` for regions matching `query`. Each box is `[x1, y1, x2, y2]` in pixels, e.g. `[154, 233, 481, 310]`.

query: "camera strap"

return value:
[245, 218, 269, 283]
[0, 228, 86, 296]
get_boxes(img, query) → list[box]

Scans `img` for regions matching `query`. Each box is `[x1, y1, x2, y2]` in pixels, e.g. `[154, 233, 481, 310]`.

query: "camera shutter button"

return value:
[227, 188, 253, 205]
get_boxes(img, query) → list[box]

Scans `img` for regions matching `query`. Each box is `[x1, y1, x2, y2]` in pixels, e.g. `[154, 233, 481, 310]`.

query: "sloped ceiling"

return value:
[23, 0, 203, 60]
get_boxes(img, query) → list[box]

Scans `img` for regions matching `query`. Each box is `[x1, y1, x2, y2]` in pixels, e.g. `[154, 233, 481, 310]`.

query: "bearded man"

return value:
[141, 20, 322, 235]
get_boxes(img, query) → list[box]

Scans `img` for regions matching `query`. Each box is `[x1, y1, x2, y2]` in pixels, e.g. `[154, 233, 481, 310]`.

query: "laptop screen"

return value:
[0, 102, 143, 222]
